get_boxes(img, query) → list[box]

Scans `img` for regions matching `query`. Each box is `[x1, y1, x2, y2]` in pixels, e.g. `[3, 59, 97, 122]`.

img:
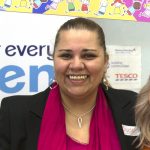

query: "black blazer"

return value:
[0, 85, 138, 150]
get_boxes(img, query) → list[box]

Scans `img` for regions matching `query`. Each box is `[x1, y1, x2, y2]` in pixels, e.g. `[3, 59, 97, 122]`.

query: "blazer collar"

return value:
[29, 87, 50, 118]
[29, 85, 131, 118]
[102, 84, 131, 150]
[102, 84, 132, 108]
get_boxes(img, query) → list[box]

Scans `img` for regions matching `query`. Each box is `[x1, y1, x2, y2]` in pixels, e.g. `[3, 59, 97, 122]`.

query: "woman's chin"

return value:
[67, 87, 88, 97]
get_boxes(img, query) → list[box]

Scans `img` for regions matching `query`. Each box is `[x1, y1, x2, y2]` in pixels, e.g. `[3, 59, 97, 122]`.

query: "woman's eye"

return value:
[59, 53, 72, 59]
[82, 53, 97, 60]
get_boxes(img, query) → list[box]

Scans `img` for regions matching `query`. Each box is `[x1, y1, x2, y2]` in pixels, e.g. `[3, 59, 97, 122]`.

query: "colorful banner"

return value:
[0, 0, 150, 23]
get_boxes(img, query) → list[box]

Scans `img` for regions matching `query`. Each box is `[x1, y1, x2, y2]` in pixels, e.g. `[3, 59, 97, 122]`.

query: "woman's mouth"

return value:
[68, 75, 88, 80]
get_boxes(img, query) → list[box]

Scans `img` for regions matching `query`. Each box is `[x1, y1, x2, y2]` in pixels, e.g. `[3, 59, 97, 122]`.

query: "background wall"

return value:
[93, 18, 150, 87]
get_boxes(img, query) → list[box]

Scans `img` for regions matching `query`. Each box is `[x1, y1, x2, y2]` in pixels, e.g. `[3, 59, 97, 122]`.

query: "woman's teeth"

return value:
[69, 75, 87, 80]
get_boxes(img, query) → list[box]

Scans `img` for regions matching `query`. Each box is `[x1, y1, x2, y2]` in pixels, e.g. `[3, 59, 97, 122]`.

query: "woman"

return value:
[135, 77, 150, 150]
[0, 17, 138, 150]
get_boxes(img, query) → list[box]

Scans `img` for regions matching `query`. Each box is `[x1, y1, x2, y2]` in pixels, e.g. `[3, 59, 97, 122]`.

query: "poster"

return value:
[106, 45, 141, 92]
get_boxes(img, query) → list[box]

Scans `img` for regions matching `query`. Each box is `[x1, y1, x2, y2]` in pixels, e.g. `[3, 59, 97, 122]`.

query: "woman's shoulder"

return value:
[102, 83, 137, 97]
[0, 88, 50, 122]
[0, 87, 50, 109]
[109, 85, 137, 94]
[102, 84, 138, 107]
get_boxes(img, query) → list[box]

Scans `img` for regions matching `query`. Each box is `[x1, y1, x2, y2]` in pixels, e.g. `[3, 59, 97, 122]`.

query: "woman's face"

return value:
[54, 29, 108, 98]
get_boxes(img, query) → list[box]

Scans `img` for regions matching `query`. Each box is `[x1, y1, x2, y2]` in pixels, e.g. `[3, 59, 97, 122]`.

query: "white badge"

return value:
[122, 124, 140, 136]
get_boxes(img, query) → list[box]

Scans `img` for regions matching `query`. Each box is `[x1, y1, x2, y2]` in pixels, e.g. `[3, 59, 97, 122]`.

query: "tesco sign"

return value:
[115, 73, 138, 79]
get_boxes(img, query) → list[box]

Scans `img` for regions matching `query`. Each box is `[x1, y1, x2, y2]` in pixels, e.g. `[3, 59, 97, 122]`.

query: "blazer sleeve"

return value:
[0, 98, 10, 150]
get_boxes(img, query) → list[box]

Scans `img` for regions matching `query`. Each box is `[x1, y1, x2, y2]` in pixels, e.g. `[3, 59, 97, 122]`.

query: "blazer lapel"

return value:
[102, 85, 128, 150]
[26, 88, 50, 150]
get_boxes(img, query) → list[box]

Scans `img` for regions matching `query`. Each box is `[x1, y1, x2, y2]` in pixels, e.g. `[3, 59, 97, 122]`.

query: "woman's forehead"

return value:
[59, 28, 97, 34]
[58, 29, 99, 41]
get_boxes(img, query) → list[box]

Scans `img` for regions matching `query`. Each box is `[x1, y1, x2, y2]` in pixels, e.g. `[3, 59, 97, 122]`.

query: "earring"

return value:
[103, 75, 111, 90]
[49, 78, 58, 90]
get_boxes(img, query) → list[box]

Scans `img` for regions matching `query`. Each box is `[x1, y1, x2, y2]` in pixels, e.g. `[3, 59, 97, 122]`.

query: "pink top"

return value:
[66, 135, 88, 150]
[38, 85, 122, 150]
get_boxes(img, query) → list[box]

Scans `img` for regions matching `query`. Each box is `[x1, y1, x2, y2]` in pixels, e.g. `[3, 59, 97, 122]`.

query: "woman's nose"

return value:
[69, 57, 84, 70]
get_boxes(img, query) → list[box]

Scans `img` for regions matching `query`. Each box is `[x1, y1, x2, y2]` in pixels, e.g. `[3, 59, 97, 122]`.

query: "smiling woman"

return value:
[54, 29, 107, 99]
[0, 17, 138, 150]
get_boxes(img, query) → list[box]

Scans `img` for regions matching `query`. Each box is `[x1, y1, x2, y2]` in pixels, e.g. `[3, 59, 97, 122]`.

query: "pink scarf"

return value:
[37, 85, 121, 150]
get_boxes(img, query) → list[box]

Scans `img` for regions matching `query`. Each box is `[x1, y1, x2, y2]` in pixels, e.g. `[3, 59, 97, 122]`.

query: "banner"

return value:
[0, 0, 150, 23]
[0, 11, 74, 101]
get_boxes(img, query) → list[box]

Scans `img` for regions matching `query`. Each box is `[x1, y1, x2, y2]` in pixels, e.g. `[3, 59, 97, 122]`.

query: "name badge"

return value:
[122, 124, 140, 136]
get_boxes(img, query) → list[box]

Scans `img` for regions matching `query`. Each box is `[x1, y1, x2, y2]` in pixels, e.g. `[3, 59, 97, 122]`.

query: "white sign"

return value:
[106, 45, 141, 92]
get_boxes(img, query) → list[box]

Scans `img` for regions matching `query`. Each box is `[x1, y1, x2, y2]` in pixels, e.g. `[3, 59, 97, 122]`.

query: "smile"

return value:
[68, 75, 88, 80]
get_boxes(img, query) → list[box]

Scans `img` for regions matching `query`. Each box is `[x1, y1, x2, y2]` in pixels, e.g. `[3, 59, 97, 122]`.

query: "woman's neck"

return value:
[60, 89, 98, 114]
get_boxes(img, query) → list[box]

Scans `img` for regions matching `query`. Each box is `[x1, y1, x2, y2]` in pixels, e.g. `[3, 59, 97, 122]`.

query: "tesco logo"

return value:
[115, 73, 138, 81]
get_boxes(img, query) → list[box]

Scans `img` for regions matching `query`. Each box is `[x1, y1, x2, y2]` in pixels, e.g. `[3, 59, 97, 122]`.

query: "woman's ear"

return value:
[104, 53, 109, 72]
[105, 53, 109, 62]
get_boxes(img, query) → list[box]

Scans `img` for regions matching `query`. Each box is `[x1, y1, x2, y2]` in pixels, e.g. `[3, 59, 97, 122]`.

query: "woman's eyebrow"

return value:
[57, 49, 72, 52]
[82, 49, 98, 52]
[57, 49, 98, 53]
